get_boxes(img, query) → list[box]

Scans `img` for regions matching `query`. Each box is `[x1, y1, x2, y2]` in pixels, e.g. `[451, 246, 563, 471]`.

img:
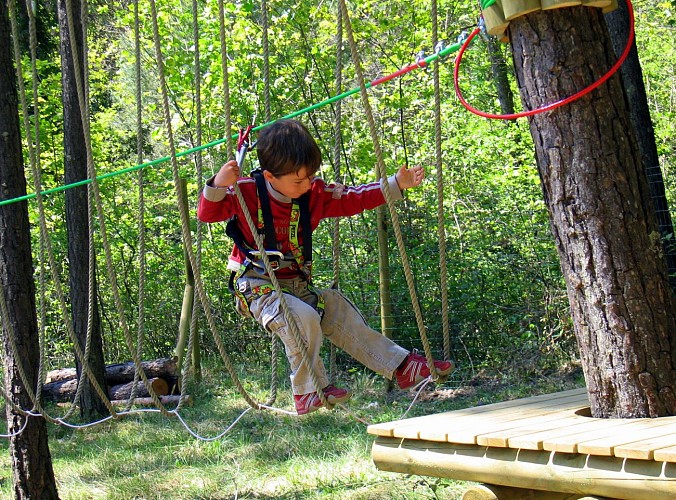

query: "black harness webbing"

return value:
[252, 169, 278, 255]
[226, 169, 313, 291]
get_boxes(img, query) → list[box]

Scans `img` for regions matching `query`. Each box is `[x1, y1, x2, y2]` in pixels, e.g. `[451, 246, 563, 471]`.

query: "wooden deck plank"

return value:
[477, 412, 587, 448]
[543, 417, 674, 454]
[654, 445, 676, 462]
[506, 414, 634, 450]
[577, 420, 676, 456]
[369, 388, 676, 463]
[392, 390, 588, 441]
[366, 387, 586, 438]
[615, 432, 676, 460]
[411, 393, 586, 442]
[442, 400, 589, 445]
[370, 389, 676, 500]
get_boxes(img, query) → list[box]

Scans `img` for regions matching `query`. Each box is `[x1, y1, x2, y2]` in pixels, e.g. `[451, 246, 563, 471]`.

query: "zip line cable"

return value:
[0, 40, 465, 208]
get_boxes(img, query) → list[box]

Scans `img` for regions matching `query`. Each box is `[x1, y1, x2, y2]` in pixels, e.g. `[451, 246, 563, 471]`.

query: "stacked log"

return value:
[42, 358, 181, 404]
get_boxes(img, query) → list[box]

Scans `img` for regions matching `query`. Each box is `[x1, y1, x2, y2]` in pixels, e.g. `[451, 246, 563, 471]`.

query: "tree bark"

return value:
[57, 0, 108, 418]
[604, 0, 676, 292]
[509, 7, 676, 418]
[0, 2, 59, 496]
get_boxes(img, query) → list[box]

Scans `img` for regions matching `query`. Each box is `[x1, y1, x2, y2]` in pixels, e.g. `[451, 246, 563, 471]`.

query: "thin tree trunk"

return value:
[377, 206, 395, 392]
[509, 7, 676, 418]
[0, 2, 59, 496]
[486, 36, 515, 116]
[57, 0, 108, 418]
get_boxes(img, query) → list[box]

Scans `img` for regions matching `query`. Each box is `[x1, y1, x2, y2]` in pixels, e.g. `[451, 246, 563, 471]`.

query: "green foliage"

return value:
[10, 0, 674, 377]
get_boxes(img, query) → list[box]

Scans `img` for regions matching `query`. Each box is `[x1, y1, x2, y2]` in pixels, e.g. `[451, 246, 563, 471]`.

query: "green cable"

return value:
[1, 39, 464, 207]
[481, 0, 497, 9]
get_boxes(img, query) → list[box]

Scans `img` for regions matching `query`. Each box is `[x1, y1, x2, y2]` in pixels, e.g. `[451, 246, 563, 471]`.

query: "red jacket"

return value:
[197, 173, 402, 278]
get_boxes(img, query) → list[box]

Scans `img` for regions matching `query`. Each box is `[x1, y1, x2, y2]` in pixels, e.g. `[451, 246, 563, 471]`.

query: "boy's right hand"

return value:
[212, 160, 240, 188]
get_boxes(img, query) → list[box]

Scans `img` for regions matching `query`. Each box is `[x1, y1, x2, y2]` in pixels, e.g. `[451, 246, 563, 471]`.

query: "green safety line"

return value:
[1, 40, 464, 207]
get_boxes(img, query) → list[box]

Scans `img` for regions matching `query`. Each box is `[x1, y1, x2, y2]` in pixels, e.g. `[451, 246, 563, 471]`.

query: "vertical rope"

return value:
[218, 0, 234, 158]
[186, 0, 205, 389]
[431, 0, 451, 362]
[26, 0, 46, 408]
[261, 0, 271, 123]
[125, 0, 146, 409]
[329, 12, 344, 383]
[260, 0, 279, 406]
[216, 0, 271, 406]
[337, 0, 442, 380]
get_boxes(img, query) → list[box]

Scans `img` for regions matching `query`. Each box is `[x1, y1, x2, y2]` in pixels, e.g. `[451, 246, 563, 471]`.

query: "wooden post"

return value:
[376, 206, 395, 391]
[503, 0, 541, 21]
[541, 0, 582, 9]
[482, 0, 509, 36]
[175, 178, 198, 379]
[582, 0, 613, 7]
[462, 483, 611, 499]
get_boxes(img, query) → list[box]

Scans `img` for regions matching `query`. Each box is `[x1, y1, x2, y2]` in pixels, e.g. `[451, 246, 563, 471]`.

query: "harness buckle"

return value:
[248, 249, 285, 271]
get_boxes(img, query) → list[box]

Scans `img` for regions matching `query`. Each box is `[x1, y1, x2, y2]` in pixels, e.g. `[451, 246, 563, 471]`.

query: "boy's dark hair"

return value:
[256, 119, 322, 177]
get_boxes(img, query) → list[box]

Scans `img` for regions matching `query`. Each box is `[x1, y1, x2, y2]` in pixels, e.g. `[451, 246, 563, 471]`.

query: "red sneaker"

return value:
[294, 392, 322, 415]
[323, 384, 352, 405]
[395, 351, 454, 389]
[294, 385, 352, 415]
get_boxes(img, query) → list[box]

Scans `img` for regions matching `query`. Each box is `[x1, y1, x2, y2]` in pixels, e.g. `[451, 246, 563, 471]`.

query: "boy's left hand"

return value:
[395, 165, 425, 190]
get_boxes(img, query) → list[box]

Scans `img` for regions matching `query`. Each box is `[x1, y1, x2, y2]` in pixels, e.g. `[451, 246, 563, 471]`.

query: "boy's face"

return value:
[263, 166, 314, 199]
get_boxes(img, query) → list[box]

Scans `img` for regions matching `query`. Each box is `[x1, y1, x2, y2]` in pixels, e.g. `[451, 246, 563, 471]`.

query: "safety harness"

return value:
[226, 127, 324, 316]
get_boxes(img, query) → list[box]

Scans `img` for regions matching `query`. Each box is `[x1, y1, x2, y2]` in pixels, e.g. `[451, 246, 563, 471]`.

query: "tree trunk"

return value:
[604, 0, 676, 292]
[509, 7, 676, 418]
[377, 206, 395, 391]
[0, 2, 59, 496]
[486, 36, 515, 117]
[57, 0, 108, 418]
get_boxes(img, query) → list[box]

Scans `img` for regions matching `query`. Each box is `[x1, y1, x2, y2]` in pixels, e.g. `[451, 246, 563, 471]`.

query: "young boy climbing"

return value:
[197, 119, 453, 415]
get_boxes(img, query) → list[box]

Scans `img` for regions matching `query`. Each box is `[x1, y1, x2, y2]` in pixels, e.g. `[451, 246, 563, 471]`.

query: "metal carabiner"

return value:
[416, 50, 427, 68]
[235, 125, 255, 169]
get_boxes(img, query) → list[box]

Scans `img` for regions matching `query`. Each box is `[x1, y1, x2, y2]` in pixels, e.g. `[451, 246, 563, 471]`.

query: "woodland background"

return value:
[11, 0, 676, 380]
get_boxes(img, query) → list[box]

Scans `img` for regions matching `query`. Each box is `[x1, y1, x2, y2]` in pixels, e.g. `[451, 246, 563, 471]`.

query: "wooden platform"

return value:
[367, 388, 676, 499]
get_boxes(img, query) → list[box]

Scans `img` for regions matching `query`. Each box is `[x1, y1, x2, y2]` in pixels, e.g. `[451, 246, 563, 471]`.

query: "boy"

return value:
[197, 119, 453, 415]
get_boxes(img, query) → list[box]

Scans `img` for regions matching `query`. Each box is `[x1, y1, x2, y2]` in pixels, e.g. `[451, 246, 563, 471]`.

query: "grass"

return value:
[0, 357, 585, 499]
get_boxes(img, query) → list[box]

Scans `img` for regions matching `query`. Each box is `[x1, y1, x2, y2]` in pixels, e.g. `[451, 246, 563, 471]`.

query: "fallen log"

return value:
[42, 375, 177, 402]
[41, 378, 79, 403]
[104, 358, 179, 385]
[44, 367, 77, 384]
[44, 358, 179, 385]
[110, 395, 190, 407]
[108, 377, 169, 400]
